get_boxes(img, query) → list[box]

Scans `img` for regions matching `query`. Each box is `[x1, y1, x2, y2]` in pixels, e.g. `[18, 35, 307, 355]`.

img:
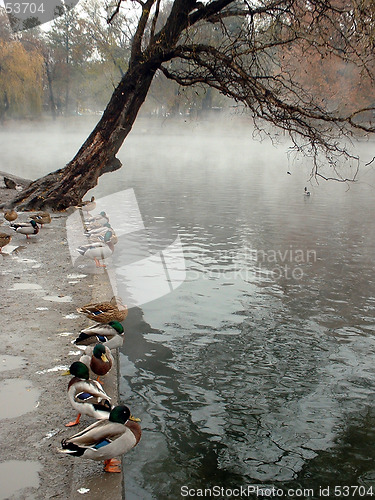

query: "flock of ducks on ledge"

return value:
[1, 197, 117, 269]
[0, 208, 51, 251]
[1, 197, 141, 474]
[76, 197, 118, 268]
[59, 295, 140, 474]
[1, 188, 311, 254]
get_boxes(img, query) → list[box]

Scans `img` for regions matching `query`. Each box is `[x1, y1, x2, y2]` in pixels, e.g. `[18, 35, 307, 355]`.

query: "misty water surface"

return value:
[2, 117, 375, 499]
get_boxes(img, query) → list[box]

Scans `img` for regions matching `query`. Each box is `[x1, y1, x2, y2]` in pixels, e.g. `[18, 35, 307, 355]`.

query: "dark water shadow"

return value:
[119, 307, 245, 499]
[280, 408, 375, 499]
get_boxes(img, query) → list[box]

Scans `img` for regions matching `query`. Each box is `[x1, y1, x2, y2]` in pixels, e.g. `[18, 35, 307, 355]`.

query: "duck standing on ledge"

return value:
[80, 343, 114, 383]
[77, 296, 128, 323]
[30, 212, 52, 228]
[0, 232, 11, 252]
[59, 405, 141, 473]
[84, 212, 109, 228]
[4, 209, 18, 222]
[74, 321, 125, 350]
[62, 361, 112, 427]
[77, 196, 96, 213]
[76, 230, 114, 268]
[10, 220, 39, 239]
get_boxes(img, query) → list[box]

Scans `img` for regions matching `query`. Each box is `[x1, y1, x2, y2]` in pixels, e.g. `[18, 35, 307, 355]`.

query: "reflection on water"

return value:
[0, 379, 40, 419]
[0, 355, 26, 373]
[111, 128, 375, 499]
[0, 460, 41, 499]
[2, 120, 375, 498]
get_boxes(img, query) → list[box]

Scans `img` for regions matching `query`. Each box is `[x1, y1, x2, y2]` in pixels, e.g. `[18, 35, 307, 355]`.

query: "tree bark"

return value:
[6, 1, 229, 211]
[10, 63, 157, 211]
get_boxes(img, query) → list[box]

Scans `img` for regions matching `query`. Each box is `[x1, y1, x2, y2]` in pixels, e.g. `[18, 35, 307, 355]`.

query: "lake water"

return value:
[2, 117, 375, 499]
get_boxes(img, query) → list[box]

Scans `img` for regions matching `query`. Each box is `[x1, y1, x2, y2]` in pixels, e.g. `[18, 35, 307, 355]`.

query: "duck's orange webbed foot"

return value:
[104, 458, 121, 473]
[65, 413, 81, 427]
[94, 258, 106, 268]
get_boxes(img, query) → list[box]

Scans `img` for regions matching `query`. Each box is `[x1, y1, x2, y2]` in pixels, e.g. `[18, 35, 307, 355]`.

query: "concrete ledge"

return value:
[0, 212, 123, 499]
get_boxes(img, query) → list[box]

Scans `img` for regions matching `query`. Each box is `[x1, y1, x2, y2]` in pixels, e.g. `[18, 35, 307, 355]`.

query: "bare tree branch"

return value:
[130, 0, 155, 63]
[149, 0, 162, 44]
[9, 0, 375, 209]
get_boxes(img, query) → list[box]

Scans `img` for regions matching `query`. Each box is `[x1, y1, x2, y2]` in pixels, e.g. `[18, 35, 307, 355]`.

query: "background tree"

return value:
[47, 4, 91, 115]
[8, 0, 375, 210]
[82, 0, 132, 78]
[0, 35, 43, 121]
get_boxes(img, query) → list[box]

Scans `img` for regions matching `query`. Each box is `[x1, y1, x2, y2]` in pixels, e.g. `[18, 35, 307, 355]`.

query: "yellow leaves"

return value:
[0, 39, 44, 116]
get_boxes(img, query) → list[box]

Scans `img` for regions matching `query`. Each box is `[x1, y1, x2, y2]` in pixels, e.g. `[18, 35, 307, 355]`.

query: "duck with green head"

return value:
[85, 222, 112, 237]
[84, 211, 109, 228]
[80, 343, 113, 383]
[10, 220, 39, 239]
[74, 321, 125, 350]
[62, 361, 112, 427]
[76, 230, 114, 268]
[86, 224, 118, 245]
[59, 405, 141, 473]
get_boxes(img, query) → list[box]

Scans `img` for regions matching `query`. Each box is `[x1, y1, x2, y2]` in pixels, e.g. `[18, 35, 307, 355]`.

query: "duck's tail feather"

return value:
[59, 439, 85, 457]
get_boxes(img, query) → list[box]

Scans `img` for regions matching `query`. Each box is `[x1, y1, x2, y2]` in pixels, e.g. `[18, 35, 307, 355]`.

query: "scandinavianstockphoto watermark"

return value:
[66, 188, 317, 309]
[189, 246, 317, 282]
[180, 484, 374, 498]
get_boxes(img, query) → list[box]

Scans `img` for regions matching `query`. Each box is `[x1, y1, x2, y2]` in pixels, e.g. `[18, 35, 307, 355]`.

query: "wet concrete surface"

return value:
[0, 461, 42, 500]
[0, 210, 123, 499]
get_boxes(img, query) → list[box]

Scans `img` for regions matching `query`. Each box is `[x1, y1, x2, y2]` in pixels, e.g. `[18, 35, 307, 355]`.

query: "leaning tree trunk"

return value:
[9, 63, 157, 211]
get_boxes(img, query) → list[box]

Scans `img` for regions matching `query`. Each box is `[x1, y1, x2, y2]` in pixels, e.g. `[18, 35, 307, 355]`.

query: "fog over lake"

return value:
[2, 116, 375, 498]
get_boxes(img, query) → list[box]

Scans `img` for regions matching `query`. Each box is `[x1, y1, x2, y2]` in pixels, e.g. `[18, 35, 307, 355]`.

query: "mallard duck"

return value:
[80, 344, 114, 383]
[59, 405, 141, 473]
[0, 232, 11, 252]
[77, 196, 96, 213]
[84, 212, 109, 227]
[85, 222, 112, 235]
[77, 296, 128, 323]
[62, 361, 112, 427]
[86, 224, 117, 245]
[74, 321, 125, 349]
[10, 220, 39, 239]
[304, 187, 311, 196]
[76, 231, 115, 268]
[30, 212, 51, 228]
[88, 232, 118, 247]
[4, 209, 18, 222]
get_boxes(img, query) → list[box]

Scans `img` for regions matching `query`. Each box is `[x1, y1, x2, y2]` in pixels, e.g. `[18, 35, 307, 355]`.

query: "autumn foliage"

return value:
[0, 39, 43, 120]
